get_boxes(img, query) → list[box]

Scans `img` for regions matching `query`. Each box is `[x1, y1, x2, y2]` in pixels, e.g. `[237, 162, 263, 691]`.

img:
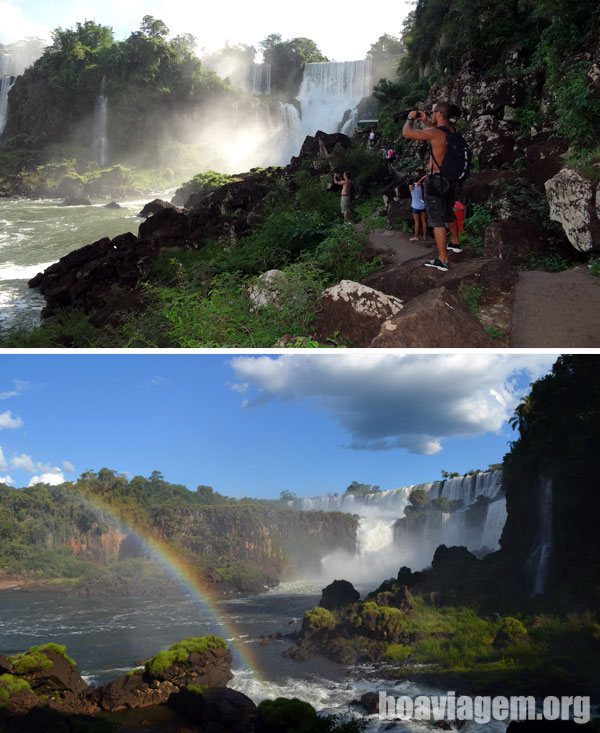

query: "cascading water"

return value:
[292, 471, 507, 582]
[251, 63, 271, 96]
[526, 477, 552, 596]
[0, 40, 45, 136]
[0, 54, 17, 134]
[94, 76, 108, 165]
[277, 59, 373, 160]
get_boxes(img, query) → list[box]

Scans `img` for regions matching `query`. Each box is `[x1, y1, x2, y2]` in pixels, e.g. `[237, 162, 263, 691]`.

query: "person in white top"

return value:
[409, 179, 428, 241]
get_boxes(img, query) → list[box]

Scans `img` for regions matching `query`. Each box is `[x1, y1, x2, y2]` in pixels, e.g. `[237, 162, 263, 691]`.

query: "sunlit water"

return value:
[0, 582, 507, 731]
[0, 197, 150, 334]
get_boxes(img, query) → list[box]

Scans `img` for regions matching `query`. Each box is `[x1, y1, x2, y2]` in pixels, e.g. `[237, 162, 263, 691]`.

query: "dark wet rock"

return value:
[104, 201, 122, 209]
[360, 691, 379, 714]
[0, 654, 13, 674]
[137, 198, 176, 218]
[371, 287, 497, 348]
[170, 687, 258, 732]
[319, 579, 360, 611]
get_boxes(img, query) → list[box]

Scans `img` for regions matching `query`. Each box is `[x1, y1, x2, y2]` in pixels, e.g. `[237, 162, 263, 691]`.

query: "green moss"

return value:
[186, 683, 207, 694]
[0, 674, 33, 705]
[304, 607, 336, 633]
[146, 635, 227, 677]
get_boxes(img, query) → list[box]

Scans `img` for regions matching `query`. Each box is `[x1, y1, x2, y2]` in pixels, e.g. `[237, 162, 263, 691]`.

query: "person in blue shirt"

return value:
[409, 179, 428, 241]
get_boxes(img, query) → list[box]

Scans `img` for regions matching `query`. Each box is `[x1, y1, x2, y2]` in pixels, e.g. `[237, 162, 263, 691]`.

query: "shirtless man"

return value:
[402, 102, 461, 272]
[333, 170, 352, 222]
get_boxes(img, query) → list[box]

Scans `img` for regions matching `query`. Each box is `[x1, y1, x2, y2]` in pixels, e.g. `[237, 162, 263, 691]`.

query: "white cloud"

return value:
[11, 453, 35, 472]
[0, 1, 50, 43]
[230, 354, 554, 455]
[63, 460, 75, 473]
[0, 411, 23, 430]
[28, 471, 65, 487]
[0, 446, 7, 471]
[0, 475, 14, 486]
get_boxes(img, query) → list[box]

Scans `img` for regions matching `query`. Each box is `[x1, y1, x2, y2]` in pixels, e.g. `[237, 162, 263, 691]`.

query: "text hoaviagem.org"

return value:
[378, 692, 591, 725]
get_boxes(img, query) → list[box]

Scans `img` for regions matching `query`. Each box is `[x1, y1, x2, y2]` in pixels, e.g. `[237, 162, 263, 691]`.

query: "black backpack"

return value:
[431, 125, 472, 182]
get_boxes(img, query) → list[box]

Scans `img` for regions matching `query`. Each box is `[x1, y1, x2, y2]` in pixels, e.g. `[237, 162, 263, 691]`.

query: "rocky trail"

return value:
[368, 228, 600, 348]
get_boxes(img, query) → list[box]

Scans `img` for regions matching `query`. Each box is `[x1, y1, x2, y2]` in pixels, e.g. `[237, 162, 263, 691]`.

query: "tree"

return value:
[344, 481, 381, 496]
[279, 490, 297, 502]
[139, 15, 169, 39]
[259, 33, 328, 95]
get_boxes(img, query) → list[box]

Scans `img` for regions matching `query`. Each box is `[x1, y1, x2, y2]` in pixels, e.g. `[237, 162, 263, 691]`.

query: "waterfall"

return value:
[293, 470, 507, 579]
[526, 477, 553, 596]
[251, 63, 271, 96]
[289, 59, 372, 151]
[0, 41, 45, 136]
[0, 54, 17, 134]
[480, 498, 508, 551]
[94, 76, 108, 165]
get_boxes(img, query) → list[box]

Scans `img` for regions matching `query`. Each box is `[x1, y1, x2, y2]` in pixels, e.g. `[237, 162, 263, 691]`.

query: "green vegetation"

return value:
[304, 607, 337, 633]
[460, 205, 492, 255]
[372, 0, 600, 155]
[1, 166, 383, 348]
[146, 636, 227, 677]
[344, 482, 381, 497]
[8, 643, 76, 675]
[0, 674, 33, 706]
[257, 698, 366, 733]
[458, 284, 485, 316]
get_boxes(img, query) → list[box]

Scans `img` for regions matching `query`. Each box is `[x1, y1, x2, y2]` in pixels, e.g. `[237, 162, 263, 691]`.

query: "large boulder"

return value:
[9, 645, 87, 697]
[483, 217, 547, 266]
[170, 687, 258, 732]
[319, 579, 360, 611]
[315, 280, 403, 346]
[545, 168, 600, 252]
[371, 287, 497, 348]
[138, 198, 176, 218]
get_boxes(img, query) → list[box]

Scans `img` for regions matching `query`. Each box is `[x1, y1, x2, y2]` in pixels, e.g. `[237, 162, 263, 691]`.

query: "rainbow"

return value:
[71, 490, 265, 680]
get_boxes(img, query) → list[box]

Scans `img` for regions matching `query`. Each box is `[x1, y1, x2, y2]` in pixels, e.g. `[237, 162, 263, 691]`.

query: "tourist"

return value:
[333, 170, 353, 222]
[368, 129, 376, 147]
[402, 102, 462, 272]
[409, 179, 428, 241]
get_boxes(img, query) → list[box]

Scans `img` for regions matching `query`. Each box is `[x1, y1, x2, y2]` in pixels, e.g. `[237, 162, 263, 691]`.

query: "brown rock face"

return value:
[315, 280, 404, 346]
[483, 218, 547, 266]
[371, 287, 497, 348]
[362, 255, 517, 304]
[25, 648, 88, 698]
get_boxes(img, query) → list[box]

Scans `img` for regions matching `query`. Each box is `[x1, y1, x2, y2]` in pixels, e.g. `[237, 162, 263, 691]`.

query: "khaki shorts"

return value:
[341, 195, 351, 214]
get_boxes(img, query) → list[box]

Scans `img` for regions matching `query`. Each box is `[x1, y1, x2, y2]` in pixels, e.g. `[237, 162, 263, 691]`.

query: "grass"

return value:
[458, 284, 485, 317]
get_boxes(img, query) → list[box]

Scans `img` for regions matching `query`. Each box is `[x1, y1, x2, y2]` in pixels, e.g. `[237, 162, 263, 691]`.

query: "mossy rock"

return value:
[302, 607, 337, 637]
[0, 674, 33, 705]
[145, 636, 227, 677]
[8, 644, 74, 676]
[493, 617, 529, 649]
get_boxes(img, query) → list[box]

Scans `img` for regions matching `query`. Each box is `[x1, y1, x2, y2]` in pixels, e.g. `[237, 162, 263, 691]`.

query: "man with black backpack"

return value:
[402, 101, 471, 272]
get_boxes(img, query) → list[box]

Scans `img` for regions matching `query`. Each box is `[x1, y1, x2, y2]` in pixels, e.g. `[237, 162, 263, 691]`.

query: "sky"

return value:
[0, 353, 556, 498]
[0, 0, 413, 60]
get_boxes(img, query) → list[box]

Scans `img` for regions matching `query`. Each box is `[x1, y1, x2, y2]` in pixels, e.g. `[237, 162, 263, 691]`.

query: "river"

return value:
[0, 197, 150, 334]
[0, 582, 508, 732]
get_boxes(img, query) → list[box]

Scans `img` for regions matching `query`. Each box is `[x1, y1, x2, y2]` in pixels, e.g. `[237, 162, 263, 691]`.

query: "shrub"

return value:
[303, 607, 337, 633]
[0, 674, 33, 705]
[308, 224, 378, 284]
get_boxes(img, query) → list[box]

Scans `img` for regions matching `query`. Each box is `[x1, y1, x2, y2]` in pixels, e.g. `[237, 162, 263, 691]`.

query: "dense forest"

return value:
[0, 470, 358, 594]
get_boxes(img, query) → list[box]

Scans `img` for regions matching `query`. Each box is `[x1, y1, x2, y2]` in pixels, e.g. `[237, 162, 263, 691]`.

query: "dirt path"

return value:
[510, 267, 600, 347]
[368, 229, 600, 348]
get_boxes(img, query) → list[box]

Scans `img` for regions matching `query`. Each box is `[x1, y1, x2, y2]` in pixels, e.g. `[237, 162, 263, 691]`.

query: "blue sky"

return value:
[0, 353, 556, 497]
[0, 0, 413, 60]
